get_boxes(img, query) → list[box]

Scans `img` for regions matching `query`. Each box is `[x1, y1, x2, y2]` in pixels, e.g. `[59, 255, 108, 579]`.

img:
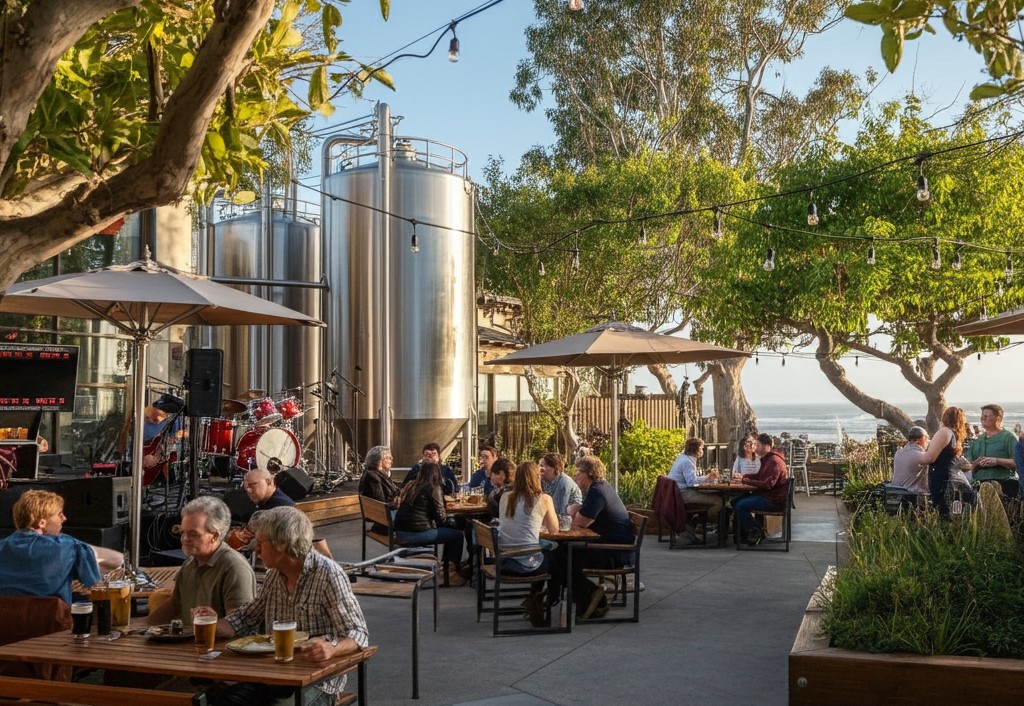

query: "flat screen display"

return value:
[0, 344, 79, 412]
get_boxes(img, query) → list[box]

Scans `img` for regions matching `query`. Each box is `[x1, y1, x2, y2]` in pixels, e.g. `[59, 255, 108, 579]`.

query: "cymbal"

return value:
[236, 389, 265, 401]
[221, 399, 248, 416]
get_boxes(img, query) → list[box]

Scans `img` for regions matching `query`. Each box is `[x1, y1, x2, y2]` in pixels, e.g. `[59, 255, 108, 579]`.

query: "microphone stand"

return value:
[333, 369, 366, 475]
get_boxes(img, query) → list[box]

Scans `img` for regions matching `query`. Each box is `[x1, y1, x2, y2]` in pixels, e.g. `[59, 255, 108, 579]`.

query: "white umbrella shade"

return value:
[486, 322, 748, 488]
[0, 258, 324, 564]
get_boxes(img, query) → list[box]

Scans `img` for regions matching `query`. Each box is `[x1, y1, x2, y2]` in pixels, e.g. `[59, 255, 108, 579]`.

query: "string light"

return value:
[447, 22, 460, 63]
[855, 355, 859, 366]
[952, 249, 962, 271]
[781, 353, 787, 367]
[755, 353, 759, 365]
[866, 238, 876, 265]
[712, 207, 723, 239]
[538, 261, 545, 277]
[1005, 252, 1014, 280]
[916, 160, 930, 202]
[492, 242, 500, 256]
[931, 238, 941, 270]
[410, 220, 420, 253]
[569, 0, 585, 10]
[806, 191, 818, 226]
[980, 301, 988, 321]
[762, 247, 776, 272]
[572, 246, 580, 271]
[640, 222, 648, 245]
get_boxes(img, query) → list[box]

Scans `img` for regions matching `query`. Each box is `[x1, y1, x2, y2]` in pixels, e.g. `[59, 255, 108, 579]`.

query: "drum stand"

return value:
[307, 381, 348, 492]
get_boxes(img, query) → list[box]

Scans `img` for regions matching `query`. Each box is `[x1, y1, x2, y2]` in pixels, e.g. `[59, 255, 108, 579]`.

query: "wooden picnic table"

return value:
[539, 526, 600, 629]
[73, 566, 181, 601]
[444, 498, 489, 515]
[0, 622, 376, 705]
[694, 482, 755, 547]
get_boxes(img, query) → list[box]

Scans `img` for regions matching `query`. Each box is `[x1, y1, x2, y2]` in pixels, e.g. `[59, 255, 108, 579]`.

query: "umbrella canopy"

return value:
[0, 257, 324, 565]
[955, 307, 1024, 336]
[486, 322, 749, 489]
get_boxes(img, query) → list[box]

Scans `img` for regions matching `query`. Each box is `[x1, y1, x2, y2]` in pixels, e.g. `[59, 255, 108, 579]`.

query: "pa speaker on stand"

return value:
[185, 348, 223, 418]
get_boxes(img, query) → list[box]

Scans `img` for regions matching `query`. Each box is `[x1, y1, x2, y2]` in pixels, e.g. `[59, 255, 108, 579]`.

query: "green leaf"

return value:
[205, 131, 227, 159]
[969, 82, 1006, 100]
[380, 0, 391, 21]
[369, 67, 395, 90]
[231, 190, 258, 205]
[881, 27, 904, 72]
[845, 3, 890, 24]
[322, 3, 342, 54]
[892, 0, 928, 21]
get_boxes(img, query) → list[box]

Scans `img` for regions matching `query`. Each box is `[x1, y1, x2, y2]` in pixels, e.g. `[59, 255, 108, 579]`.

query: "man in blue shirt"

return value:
[0, 490, 122, 605]
[403, 442, 459, 496]
[667, 438, 723, 522]
[468, 445, 498, 495]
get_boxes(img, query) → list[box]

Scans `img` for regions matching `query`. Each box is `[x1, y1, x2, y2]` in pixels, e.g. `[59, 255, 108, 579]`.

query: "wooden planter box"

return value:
[789, 571, 1024, 704]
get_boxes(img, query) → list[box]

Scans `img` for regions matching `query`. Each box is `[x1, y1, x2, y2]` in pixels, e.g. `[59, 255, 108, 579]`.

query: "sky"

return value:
[308, 0, 1024, 407]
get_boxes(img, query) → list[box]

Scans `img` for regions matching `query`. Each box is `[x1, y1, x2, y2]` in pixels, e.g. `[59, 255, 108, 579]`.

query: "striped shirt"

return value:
[226, 551, 368, 693]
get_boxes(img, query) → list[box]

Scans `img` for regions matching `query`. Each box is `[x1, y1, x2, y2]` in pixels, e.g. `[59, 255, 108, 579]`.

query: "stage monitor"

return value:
[0, 343, 79, 412]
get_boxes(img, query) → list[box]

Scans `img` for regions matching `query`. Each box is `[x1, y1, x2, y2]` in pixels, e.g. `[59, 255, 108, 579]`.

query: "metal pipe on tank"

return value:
[377, 102, 392, 447]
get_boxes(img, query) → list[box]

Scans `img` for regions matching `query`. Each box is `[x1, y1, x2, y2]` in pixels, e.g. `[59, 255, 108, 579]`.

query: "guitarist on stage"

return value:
[141, 395, 185, 482]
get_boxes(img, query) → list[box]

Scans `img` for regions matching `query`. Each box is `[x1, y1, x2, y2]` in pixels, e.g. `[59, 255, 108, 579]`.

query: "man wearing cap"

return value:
[892, 426, 929, 494]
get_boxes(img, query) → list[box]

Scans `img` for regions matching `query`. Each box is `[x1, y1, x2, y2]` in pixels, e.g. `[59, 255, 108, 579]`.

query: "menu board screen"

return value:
[0, 344, 79, 412]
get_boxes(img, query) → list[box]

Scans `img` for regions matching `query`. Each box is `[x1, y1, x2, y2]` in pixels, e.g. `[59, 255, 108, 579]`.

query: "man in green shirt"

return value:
[967, 404, 1019, 498]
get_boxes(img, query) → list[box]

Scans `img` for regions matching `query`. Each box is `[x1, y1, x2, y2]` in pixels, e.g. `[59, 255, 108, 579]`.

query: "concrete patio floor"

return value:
[317, 493, 845, 706]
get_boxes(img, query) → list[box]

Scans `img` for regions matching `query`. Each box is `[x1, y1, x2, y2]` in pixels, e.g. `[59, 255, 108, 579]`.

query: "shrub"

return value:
[610, 419, 687, 474]
[618, 467, 662, 508]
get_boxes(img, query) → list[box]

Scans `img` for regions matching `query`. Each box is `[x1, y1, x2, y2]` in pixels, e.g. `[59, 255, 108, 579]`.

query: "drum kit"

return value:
[197, 389, 306, 474]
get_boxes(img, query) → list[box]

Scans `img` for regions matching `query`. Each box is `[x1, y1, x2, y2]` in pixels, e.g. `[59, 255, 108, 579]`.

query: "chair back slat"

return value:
[360, 495, 391, 527]
[472, 520, 495, 553]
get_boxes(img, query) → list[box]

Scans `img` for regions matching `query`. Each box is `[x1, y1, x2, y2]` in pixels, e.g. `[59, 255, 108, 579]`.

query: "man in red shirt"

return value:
[733, 434, 789, 545]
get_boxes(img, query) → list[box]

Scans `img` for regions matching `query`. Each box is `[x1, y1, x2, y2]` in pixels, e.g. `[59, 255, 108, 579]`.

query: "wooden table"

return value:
[349, 566, 436, 700]
[540, 527, 600, 629]
[0, 624, 376, 705]
[444, 499, 489, 515]
[694, 483, 754, 547]
[73, 566, 181, 599]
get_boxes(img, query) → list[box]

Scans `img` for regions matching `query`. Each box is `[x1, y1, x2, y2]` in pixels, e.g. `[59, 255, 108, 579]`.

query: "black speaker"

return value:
[186, 348, 223, 418]
[0, 480, 59, 527]
[223, 488, 257, 523]
[56, 476, 131, 527]
[62, 524, 125, 551]
[276, 467, 313, 502]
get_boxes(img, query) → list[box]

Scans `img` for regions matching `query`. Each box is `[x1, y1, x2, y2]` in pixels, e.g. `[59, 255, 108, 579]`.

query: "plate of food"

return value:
[145, 624, 194, 642]
[225, 631, 310, 655]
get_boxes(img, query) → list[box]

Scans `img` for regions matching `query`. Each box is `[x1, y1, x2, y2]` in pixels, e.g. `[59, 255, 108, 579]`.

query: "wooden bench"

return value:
[0, 675, 206, 706]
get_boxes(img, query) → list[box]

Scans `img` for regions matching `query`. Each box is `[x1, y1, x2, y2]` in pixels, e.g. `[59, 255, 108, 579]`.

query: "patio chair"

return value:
[788, 439, 811, 498]
[735, 478, 795, 552]
[0, 596, 72, 681]
[472, 520, 567, 636]
[652, 475, 710, 549]
[577, 511, 647, 624]
[359, 496, 450, 584]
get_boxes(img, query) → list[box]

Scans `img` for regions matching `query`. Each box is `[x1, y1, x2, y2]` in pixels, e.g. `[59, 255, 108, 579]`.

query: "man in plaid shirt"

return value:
[201, 506, 367, 705]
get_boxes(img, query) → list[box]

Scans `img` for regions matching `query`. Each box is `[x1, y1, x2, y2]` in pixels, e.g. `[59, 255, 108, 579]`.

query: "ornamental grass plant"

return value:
[823, 491, 1024, 658]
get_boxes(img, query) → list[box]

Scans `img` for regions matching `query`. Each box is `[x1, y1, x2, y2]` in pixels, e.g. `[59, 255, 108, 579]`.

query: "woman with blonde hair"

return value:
[498, 461, 559, 626]
[921, 406, 976, 516]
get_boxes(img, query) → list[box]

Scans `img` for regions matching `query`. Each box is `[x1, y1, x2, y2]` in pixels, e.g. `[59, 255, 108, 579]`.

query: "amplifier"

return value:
[0, 479, 57, 527]
[276, 467, 313, 502]
[223, 488, 257, 523]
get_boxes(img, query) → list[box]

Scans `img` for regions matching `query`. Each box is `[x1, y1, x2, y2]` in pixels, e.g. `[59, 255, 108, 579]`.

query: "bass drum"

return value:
[235, 427, 299, 472]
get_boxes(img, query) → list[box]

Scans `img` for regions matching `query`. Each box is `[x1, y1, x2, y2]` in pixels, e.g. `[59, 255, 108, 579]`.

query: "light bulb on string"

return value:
[640, 222, 648, 245]
[572, 246, 580, 272]
[712, 207, 723, 239]
[997, 281, 1004, 297]
[492, 241, 500, 256]
[447, 22, 460, 62]
[409, 221, 420, 253]
[866, 238, 876, 266]
[977, 352, 982, 361]
[931, 238, 941, 270]
[755, 352, 759, 365]
[806, 191, 818, 226]
[952, 249, 962, 271]
[781, 353, 787, 367]
[916, 161, 930, 202]
[1005, 252, 1014, 280]
[980, 301, 988, 322]
[762, 247, 776, 272]
[855, 355, 859, 367]
[568, 0, 584, 10]
[997, 341, 1002, 354]
[538, 260, 546, 277]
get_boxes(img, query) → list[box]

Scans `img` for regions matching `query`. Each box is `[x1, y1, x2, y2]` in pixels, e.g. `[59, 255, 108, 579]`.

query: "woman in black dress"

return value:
[920, 406, 976, 516]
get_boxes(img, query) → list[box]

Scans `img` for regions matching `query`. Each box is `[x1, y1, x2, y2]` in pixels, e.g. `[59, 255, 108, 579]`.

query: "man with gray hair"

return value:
[892, 426, 929, 494]
[148, 495, 256, 625]
[201, 506, 368, 704]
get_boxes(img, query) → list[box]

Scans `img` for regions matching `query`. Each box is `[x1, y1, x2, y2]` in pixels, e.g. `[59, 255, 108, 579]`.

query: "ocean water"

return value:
[727, 401, 1024, 442]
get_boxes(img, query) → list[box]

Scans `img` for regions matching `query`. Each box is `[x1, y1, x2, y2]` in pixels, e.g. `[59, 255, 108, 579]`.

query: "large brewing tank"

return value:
[323, 130, 475, 465]
[194, 200, 322, 395]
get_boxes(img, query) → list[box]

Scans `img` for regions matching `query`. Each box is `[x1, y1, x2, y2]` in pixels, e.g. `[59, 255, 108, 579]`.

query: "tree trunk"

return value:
[706, 357, 756, 465]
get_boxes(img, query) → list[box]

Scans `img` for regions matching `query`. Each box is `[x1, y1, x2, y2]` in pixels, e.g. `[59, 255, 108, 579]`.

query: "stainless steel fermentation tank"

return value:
[322, 106, 476, 466]
[194, 197, 323, 395]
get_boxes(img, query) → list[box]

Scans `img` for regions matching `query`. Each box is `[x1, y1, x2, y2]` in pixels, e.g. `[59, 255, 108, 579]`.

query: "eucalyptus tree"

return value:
[0, 0, 393, 292]
[696, 100, 1024, 431]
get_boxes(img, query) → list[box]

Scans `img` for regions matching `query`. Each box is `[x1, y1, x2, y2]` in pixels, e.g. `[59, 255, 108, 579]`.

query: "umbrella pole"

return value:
[129, 337, 148, 570]
[611, 369, 619, 492]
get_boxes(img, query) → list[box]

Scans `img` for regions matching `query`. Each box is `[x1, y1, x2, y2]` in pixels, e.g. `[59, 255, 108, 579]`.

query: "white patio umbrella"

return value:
[0, 256, 323, 565]
[486, 322, 748, 489]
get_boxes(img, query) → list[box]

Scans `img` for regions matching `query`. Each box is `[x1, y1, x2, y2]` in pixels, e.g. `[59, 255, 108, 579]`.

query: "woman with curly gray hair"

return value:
[359, 444, 399, 509]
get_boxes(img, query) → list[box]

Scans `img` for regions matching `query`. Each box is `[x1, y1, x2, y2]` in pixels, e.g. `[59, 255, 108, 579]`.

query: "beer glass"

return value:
[90, 586, 112, 635]
[558, 514, 572, 532]
[71, 602, 93, 640]
[193, 614, 218, 654]
[107, 579, 131, 627]
[272, 620, 297, 662]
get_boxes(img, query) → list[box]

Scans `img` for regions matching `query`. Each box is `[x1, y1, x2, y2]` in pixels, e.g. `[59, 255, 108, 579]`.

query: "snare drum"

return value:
[251, 397, 282, 426]
[235, 427, 299, 472]
[200, 418, 236, 456]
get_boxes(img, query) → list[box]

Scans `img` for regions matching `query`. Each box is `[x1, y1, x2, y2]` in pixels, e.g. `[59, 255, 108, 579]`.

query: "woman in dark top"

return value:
[393, 462, 465, 586]
[358, 445, 400, 507]
[920, 406, 977, 517]
[485, 458, 515, 518]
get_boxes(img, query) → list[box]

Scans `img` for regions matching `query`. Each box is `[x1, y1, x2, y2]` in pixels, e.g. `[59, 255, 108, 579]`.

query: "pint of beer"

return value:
[71, 602, 93, 639]
[90, 587, 112, 635]
[193, 615, 218, 654]
[272, 620, 297, 662]
[107, 580, 131, 627]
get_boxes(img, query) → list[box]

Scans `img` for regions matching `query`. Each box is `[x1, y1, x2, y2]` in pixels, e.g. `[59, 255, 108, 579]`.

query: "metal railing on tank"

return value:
[326, 135, 469, 178]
